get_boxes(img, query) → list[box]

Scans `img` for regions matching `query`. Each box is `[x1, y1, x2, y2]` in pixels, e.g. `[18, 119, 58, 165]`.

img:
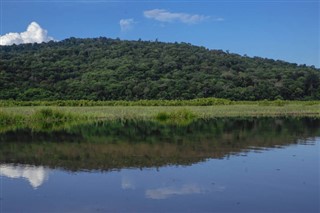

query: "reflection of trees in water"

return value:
[0, 118, 319, 171]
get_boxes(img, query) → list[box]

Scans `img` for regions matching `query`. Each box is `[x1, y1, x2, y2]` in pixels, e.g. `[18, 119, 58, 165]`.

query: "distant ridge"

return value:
[0, 37, 319, 100]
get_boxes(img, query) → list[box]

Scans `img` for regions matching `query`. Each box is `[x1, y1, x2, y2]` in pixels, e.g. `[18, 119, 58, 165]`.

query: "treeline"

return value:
[1, 98, 319, 107]
[0, 98, 232, 106]
[0, 37, 319, 101]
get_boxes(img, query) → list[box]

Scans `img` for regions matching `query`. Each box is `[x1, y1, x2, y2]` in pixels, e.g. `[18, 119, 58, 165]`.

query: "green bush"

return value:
[155, 112, 170, 121]
[273, 99, 286, 106]
[155, 109, 197, 125]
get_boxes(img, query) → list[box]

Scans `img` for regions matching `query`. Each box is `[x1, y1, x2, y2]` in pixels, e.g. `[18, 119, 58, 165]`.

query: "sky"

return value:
[0, 0, 319, 67]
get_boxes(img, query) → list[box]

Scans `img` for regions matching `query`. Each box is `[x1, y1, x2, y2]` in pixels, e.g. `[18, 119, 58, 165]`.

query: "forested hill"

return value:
[1, 37, 319, 101]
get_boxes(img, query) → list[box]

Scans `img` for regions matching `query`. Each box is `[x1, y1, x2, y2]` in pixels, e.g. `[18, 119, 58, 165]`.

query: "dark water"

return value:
[0, 118, 319, 212]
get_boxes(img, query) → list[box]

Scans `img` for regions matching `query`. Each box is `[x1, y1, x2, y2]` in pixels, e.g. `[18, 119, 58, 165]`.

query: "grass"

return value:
[0, 103, 319, 124]
[0, 108, 89, 125]
[155, 109, 197, 125]
[0, 110, 24, 124]
[32, 108, 76, 121]
[0, 108, 95, 133]
[1, 99, 319, 122]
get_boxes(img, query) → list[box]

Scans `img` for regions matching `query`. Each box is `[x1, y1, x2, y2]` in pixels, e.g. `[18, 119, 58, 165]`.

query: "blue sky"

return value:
[1, 0, 319, 67]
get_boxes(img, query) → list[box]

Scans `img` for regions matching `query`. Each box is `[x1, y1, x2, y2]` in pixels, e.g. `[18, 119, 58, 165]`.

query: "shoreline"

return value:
[1, 104, 319, 121]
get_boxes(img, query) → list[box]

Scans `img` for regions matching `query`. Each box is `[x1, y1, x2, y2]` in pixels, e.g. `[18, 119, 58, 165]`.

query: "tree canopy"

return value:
[1, 37, 319, 100]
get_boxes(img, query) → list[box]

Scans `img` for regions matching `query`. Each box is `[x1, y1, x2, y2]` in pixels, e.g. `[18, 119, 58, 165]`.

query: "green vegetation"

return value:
[155, 109, 197, 125]
[0, 108, 89, 129]
[0, 111, 23, 125]
[0, 98, 234, 107]
[1, 37, 319, 101]
[0, 99, 319, 107]
[1, 102, 319, 122]
[32, 108, 76, 121]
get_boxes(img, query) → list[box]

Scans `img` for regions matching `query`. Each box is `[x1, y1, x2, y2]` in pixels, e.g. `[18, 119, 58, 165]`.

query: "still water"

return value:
[0, 118, 319, 212]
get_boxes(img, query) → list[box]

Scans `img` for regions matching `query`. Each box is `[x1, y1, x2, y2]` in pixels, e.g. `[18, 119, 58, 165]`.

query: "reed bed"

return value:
[0, 103, 319, 126]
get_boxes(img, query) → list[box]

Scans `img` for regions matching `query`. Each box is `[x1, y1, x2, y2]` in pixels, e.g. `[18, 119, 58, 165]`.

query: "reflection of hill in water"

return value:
[0, 118, 319, 171]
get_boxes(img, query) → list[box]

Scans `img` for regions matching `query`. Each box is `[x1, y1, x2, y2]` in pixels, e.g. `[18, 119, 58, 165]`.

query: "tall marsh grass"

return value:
[258, 99, 287, 106]
[32, 108, 75, 121]
[0, 108, 89, 127]
[0, 111, 24, 124]
[155, 109, 197, 125]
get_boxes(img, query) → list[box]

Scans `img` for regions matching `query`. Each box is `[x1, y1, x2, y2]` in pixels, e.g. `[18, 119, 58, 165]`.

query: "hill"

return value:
[0, 37, 319, 101]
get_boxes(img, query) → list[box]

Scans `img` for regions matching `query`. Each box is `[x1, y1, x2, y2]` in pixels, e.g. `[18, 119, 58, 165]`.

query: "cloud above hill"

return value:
[0, 22, 54, 45]
[144, 9, 209, 24]
[120, 18, 136, 32]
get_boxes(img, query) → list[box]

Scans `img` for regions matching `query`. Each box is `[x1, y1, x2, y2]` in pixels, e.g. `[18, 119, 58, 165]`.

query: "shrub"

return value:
[155, 109, 197, 125]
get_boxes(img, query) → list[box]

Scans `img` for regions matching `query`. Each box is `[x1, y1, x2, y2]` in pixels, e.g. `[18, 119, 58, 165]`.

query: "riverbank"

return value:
[1, 103, 319, 123]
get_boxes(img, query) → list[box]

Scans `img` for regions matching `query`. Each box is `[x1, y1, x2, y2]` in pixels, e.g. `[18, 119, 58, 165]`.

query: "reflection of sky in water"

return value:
[122, 173, 226, 200]
[0, 138, 319, 212]
[121, 176, 136, 190]
[0, 164, 49, 189]
[145, 184, 205, 199]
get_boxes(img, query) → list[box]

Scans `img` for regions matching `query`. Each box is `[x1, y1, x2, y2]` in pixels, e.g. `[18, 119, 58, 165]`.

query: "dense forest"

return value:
[0, 37, 319, 100]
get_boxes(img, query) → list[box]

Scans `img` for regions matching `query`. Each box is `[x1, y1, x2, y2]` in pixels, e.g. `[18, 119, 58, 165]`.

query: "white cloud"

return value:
[0, 22, 54, 46]
[215, 17, 225, 22]
[120, 18, 136, 32]
[144, 9, 209, 24]
[0, 164, 49, 189]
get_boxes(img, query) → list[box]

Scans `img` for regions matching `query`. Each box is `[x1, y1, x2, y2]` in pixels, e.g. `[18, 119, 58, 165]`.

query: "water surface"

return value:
[0, 118, 319, 212]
